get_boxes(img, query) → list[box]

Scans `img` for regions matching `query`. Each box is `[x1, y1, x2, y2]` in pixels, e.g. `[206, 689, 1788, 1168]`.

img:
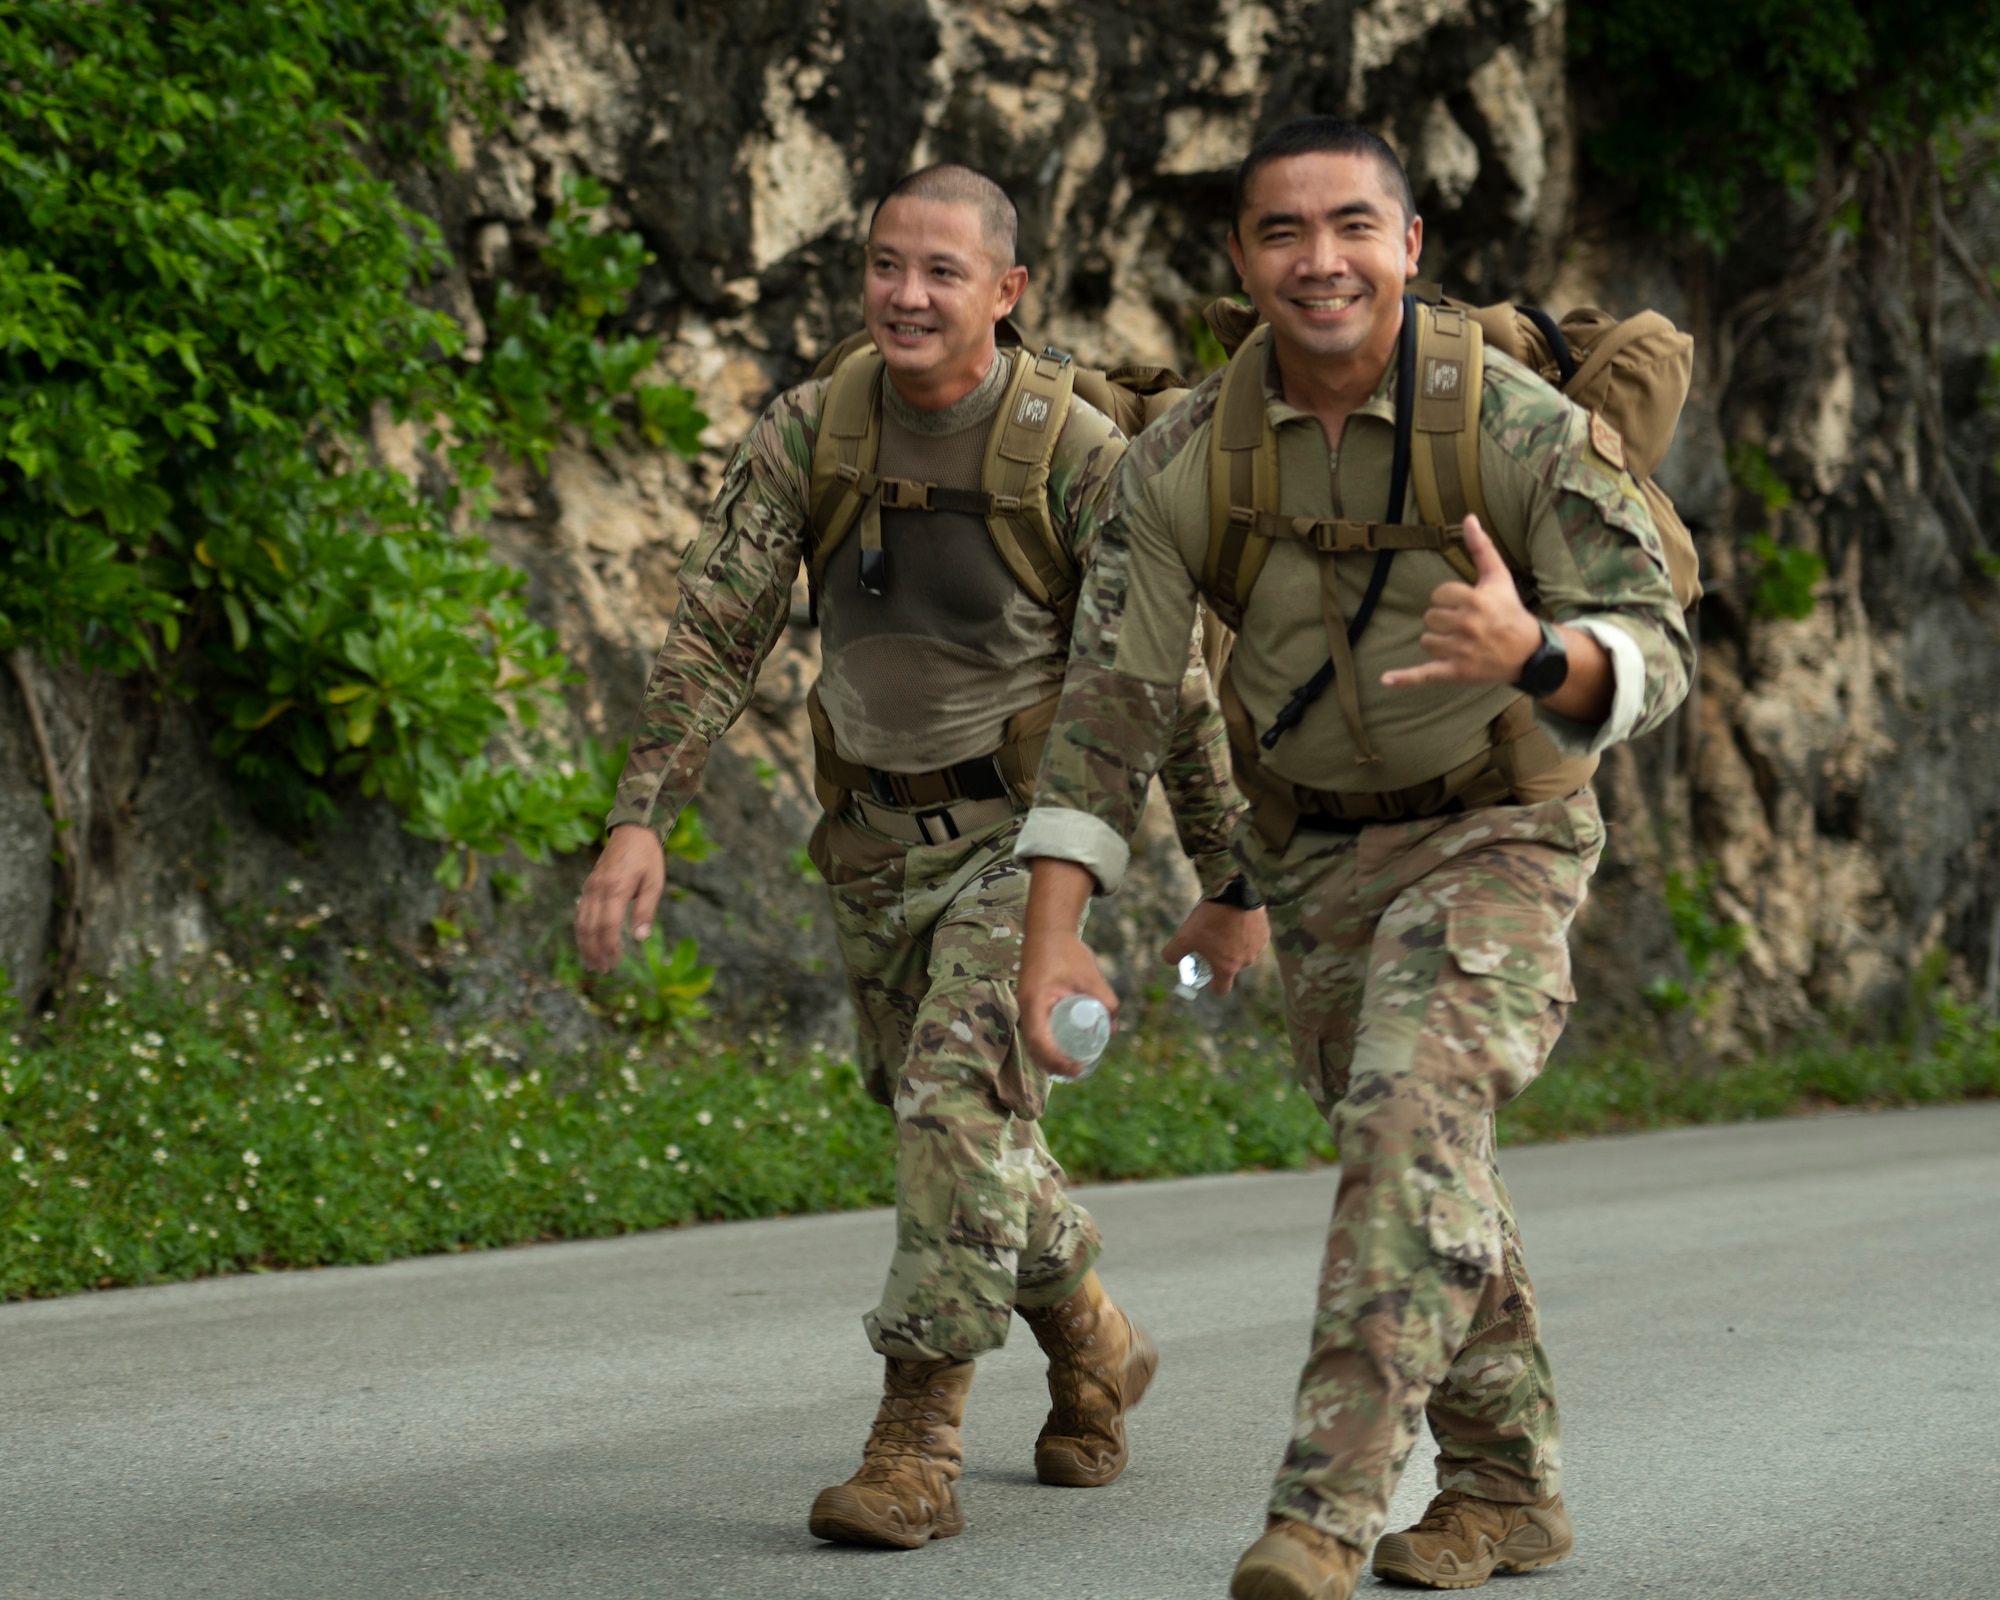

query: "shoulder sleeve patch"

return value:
[1589, 410, 1626, 473]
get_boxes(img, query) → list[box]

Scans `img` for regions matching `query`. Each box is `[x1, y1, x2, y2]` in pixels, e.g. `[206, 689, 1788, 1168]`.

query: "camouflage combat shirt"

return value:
[608, 350, 1245, 893]
[1015, 333, 1695, 892]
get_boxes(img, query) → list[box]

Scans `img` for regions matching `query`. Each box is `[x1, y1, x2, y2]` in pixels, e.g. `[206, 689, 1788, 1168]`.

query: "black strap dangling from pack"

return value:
[1518, 305, 1577, 387]
[1260, 293, 1417, 751]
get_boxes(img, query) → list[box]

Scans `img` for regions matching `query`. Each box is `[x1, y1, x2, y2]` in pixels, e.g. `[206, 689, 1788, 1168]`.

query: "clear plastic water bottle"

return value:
[1176, 952, 1213, 1000]
[1048, 994, 1111, 1079]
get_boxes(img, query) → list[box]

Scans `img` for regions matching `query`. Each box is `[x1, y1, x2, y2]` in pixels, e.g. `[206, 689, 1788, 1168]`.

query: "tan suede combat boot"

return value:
[1230, 1516, 1366, 1600]
[1018, 1271, 1159, 1486]
[1371, 1490, 1574, 1588]
[807, 1357, 973, 1549]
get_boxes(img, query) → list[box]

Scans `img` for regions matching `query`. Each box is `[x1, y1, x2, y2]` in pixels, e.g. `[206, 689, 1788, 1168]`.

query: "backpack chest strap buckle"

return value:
[1289, 517, 1460, 554]
[875, 475, 934, 510]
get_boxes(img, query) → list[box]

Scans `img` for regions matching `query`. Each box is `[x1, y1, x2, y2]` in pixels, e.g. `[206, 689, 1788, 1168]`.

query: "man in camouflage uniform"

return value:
[575, 164, 1267, 1549]
[1015, 120, 1693, 1598]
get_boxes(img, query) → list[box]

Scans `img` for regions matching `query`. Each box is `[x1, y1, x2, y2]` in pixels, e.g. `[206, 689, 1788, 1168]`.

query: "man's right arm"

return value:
[605, 389, 819, 845]
[578, 386, 819, 970]
[1015, 403, 1214, 1067]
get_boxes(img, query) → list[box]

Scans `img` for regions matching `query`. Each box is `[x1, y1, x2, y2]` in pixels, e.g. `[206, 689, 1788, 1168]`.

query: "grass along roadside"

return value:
[0, 948, 1330, 1301]
[2, 947, 1994, 1302]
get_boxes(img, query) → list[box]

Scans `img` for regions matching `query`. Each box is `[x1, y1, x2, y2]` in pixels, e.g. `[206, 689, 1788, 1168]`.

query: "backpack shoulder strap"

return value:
[809, 328, 883, 384]
[981, 347, 1082, 629]
[806, 346, 886, 619]
[1406, 302, 1488, 578]
[1203, 324, 1279, 628]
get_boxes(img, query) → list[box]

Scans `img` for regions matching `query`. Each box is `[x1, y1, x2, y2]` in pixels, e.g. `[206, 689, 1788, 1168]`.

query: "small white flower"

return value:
[152, 1148, 169, 1164]
[235, 1197, 249, 1211]
[509, 1135, 523, 1150]
[427, 1177, 442, 1189]
[695, 1110, 713, 1126]
[583, 1192, 596, 1204]
[280, 946, 295, 962]
[818, 1106, 831, 1120]
[664, 1144, 681, 1160]
[286, 878, 304, 895]
[8, 1147, 21, 1163]
[403, 1170, 416, 1182]
[378, 1054, 396, 1070]
[242, 1150, 260, 1167]
[414, 1144, 429, 1157]
[50, 1149, 66, 1163]
[313, 1196, 326, 1207]
[732, 1117, 746, 1131]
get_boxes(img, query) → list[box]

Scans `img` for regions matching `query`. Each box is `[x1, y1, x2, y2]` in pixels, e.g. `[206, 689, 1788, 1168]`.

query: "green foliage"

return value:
[1501, 994, 2000, 1144]
[0, 1, 705, 874]
[1043, 1003, 1336, 1179]
[3, 951, 1996, 1299]
[1728, 441, 1794, 514]
[603, 930, 716, 1029]
[1185, 310, 1231, 376]
[1748, 535, 1827, 620]
[0, 951, 894, 1299]
[1646, 863, 1748, 1012]
[1726, 445, 1823, 620]
[1571, 0, 2000, 243]
[477, 176, 706, 470]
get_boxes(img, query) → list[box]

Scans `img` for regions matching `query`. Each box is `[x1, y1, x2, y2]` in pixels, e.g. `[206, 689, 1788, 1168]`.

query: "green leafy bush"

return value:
[1572, 0, 2000, 242]
[1748, 534, 1828, 621]
[0, 1, 704, 873]
[1646, 862, 1749, 1012]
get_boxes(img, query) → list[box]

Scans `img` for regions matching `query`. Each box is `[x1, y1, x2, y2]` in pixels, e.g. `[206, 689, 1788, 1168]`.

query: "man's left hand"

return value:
[1162, 899, 1269, 996]
[1379, 515, 1539, 688]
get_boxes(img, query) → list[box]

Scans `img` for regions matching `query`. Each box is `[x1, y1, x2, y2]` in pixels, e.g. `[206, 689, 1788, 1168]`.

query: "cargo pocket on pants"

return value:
[1442, 904, 1576, 1105]
[1425, 1184, 1502, 1281]
[948, 1171, 1029, 1259]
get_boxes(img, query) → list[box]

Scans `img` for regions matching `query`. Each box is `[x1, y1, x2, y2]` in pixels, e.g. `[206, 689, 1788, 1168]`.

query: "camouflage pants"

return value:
[809, 807, 1103, 1363]
[1238, 791, 1605, 1550]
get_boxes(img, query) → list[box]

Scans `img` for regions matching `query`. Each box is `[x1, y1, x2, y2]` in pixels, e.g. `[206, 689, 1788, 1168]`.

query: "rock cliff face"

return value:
[5, 0, 1996, 1058]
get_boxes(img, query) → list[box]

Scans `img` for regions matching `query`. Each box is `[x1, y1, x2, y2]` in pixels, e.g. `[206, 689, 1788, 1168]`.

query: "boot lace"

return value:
[1411, 1492, 1495, 1542]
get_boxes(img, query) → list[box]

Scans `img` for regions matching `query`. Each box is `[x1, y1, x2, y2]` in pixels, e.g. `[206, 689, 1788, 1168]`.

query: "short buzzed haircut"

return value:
[1232, 117, 1416, 230]
[869, 163, 1020, 269]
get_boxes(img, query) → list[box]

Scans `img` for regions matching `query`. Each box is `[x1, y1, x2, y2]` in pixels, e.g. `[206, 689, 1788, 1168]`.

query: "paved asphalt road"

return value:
[4, 1103, 1996, 1600]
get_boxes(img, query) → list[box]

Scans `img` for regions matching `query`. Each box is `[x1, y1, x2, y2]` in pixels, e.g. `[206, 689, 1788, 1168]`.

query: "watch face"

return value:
[1518, 625, 1569, 698]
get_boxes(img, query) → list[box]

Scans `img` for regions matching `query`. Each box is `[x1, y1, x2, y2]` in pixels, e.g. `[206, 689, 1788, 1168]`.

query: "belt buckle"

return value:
[913, 805, 961, 846]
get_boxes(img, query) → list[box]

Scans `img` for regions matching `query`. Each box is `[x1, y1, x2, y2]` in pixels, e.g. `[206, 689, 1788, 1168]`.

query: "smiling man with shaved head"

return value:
[574, 163, 1264, 1551]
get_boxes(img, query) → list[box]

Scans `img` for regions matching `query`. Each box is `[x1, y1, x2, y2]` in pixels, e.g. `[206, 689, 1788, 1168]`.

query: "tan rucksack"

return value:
[804, 322, 1186, 630]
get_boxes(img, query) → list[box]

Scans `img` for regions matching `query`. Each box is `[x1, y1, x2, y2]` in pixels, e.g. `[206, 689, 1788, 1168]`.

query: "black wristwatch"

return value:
[1207, 873, 1264, 911]
[1515, 620, 1569, 699]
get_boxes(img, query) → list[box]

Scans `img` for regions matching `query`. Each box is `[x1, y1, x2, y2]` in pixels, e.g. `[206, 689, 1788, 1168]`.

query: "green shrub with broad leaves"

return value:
[0, 1, 705, 878]
[1572, 0, 2000, 243]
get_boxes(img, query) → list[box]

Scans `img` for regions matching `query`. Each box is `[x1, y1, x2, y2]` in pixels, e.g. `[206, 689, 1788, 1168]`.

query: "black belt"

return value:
[1294, 796, 1470, 835]
[865, 753, 1012, 808]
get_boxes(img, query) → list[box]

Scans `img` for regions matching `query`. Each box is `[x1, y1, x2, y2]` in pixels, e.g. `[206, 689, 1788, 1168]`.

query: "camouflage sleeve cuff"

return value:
[1014, 806, 1131, 896]
[1536, 616, 1648, 757]
[1190, 847, 1243, 900]
[603, 801, 682, 847]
